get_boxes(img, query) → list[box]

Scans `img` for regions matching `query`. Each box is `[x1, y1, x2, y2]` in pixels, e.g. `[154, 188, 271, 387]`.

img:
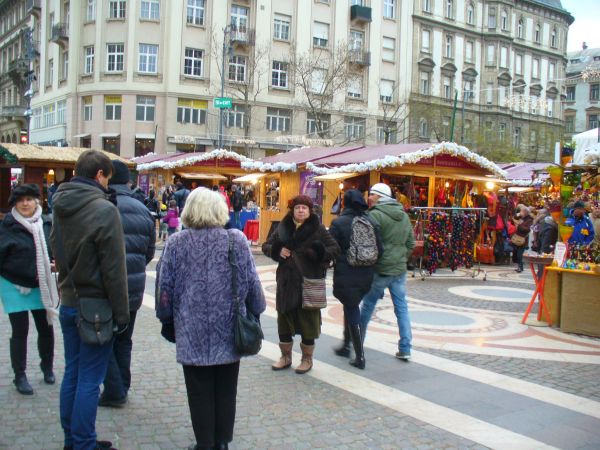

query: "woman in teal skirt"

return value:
[0, 184, 58, 395]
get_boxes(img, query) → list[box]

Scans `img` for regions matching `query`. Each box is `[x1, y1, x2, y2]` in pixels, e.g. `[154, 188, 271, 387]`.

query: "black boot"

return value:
[10, 338, 33, 395]
[348, 324, 365, 370]
[38, 327, 55, 384]
[333, 320, 351, 357]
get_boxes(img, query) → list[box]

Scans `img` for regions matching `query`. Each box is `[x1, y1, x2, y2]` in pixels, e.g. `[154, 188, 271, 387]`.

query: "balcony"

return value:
[51, 23, 69, 47]
[0, 105, 28, 118]
[8, 58, 29, 75]
[26, 0, 42, 18]
[350, 5, 372, 24]
[230, 29, 255, 46]
[349, 50, 371, 67]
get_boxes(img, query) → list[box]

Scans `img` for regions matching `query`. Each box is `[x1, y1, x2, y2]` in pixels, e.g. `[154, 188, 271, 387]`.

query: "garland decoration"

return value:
[425, 212, 449, 274]
[137, 149, 254, 171]
[449, 214, 477, 271]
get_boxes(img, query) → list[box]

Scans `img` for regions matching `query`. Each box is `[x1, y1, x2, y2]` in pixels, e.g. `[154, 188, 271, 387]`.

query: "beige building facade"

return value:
[27, 0, 572, 160]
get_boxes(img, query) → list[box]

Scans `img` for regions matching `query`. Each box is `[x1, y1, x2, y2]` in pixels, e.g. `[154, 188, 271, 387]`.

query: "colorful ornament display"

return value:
[425, 212, 449, 274]
[449, 214, 477, 271]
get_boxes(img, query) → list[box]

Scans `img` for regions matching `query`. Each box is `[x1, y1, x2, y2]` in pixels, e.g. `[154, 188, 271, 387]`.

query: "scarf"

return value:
[71, 176, 118, 205]
[11, 206, 59, 324]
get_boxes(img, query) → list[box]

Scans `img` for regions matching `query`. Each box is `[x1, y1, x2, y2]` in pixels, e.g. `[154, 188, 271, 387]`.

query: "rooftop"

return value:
[566, 47, 600, 75]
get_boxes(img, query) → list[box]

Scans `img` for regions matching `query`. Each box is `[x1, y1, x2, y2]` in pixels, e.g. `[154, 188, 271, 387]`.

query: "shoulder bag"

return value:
[510, 233, 527, 247]
[293, 254, 327, 310]
[228, 232, 263, 356]
[54, 223, 114, 346]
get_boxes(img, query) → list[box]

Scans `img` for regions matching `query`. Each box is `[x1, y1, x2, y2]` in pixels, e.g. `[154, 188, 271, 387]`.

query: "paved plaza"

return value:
[1, 247, 600, 449]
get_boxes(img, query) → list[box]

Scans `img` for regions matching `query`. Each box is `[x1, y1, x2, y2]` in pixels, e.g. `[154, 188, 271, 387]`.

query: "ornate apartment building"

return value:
[20, 0, 572, 159]
[564, 45, 600, 137]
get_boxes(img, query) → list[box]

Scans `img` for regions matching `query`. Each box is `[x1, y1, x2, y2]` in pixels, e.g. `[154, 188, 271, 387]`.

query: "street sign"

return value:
[213, 97, 232, 109]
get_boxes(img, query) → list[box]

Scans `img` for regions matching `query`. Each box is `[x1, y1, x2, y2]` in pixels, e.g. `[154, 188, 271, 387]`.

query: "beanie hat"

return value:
[548, 201, 562, 213]
[109, 160, 130, 185]
[369, 183, 392, 198]
[8, 183, 40, 206]
[573, 200, 586, 209]
[288, 194, 314, 210]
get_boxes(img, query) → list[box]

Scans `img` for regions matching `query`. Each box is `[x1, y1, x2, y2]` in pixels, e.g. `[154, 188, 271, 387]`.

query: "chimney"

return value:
[583, 41, 588, 50]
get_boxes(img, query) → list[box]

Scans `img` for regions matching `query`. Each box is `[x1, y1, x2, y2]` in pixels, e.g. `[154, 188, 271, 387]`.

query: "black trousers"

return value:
[183, 361, 240, 447]
[8, 309, 54, 375]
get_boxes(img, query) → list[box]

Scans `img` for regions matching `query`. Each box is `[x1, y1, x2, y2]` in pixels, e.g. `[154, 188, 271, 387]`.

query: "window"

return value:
[589, 114, 599, 130]
[535, 25, 541, 43]
[501, 9, 508, 30]
[499, 123, 506, 142]
[349, 30, 364, 52]
[513, 127, 521, 148]
[231, 5, 248, 33]
[376, 120, 397, 144]
[382, 37, 395, 61]
[466, 3, 474, 25]
[499, 86, 507, 106]
[465, 41, 473, 63]
[530, 95, 538, 114]
[464, 80, 474, 102]
[350, 0, 363, 5]
[306, 114, 329, 136]
[486, 44, 495, 65]
[103, 137, 120, 155]
[445, 35, 453, 58]
[384, 0, 395, 19]
[500, 46, 508, 68]
[32, 108, 41, 129]
[486, 82, 493, 104]
[273, 14, 290, 40]
[566, 86, 575, 101]
[443, 76, 452, 99]
[419, 119, 428, 138]
[551, 28, 557, 48]
[42, 104, 55, 127]
[271, 61, 288, 88]
[347, 77, 362, 98]
[106, 43, 124, 72]
[423, 0, 431, 13]
[517, 19, 523, 38]
[419, 71, 430, 95]
[109, 0, 126, 19]
[47, 59, 54, 85]
[547, 98, 554, 117]
[136, 95, 155, 121]
[57, 100, 66, 124]
[565, 116, 574, 133]
[83, 96, 92, 121]
[86, 0, 95, 21]
[488, 7, 496, 29]
[138, 44, 158, 74]
[266, 108, 291, 132]
[380, 79, 394, 103]
[228, 55, 246, 82]
[421, 29, 430, 52]
[62, 50, 69, 79]
[445, 0, 453, 19]
[549, 62, 555, 81]
[313, 22, 329, 48]
[105, 95, 122, 120]
[141, 0, 159, 20]
[226, 104, 245, 128]
[84, 46, 94, 74]
[532, 58, 540, 78]
[311, 69, 326, 94]
[187, 0, 205, 26]
[176, 99, 207, 124]
[184, 47, 203, 77]
[515, 54, 523, 74]
[344, 117, 365, 139]
[590, 84, 599, 101]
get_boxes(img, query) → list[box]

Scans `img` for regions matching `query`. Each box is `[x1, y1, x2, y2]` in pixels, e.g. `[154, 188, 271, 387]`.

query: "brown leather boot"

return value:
[271, 342, 293, 371]
[295, 343, 314, 374]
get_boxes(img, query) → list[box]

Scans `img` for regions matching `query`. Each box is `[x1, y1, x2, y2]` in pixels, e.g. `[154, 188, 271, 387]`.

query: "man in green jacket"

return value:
[51, 149, 129, 450]
[360, 183, 415, 360]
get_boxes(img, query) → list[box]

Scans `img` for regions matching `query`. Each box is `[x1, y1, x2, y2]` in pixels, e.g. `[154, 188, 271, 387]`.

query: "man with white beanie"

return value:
[360, 183, 415, 360]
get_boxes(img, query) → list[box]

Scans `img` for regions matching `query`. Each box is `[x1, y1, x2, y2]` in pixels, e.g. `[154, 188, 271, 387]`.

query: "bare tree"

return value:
[372, 80, 411, 144]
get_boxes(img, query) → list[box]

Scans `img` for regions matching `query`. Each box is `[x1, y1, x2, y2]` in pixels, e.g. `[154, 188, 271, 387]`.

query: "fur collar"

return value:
[277, 213, 320, 249]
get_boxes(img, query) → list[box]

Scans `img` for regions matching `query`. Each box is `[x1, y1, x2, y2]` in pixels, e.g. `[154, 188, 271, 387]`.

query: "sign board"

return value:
[213, 97, 232, 109]
[554, 242, 567, 267]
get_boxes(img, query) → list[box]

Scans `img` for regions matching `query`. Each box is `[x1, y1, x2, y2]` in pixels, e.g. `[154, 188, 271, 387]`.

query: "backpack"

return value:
[347, 215, 379, 267]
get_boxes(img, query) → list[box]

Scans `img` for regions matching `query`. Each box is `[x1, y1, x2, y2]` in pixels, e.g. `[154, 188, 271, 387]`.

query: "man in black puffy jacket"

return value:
[99, 160, 156, 407]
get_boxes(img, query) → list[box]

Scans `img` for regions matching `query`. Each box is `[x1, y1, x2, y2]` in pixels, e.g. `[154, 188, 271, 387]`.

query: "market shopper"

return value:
[566, 200, 595, 245]
[163, 200, 180, 236]
[262, 195, 340, 374]
[231, 185, 244, 230]
[329, 189, 380, 369]
[174, 182, 191, 212]
[0, 184, 58, 395]
[359, 183, 415, 360]
[156, 188, 265, 450]
[511, 204, 533, 273]
[99, 161, 156, 408]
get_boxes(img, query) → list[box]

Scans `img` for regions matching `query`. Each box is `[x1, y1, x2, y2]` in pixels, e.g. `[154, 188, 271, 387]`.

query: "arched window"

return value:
[446, 0, 453, 18]
[467, 3, 474, 25]
[419, 119, 429, 138]
[445, 35, 453, 58]
[0, 135, 5, 143]
[535, 24, 541, 43]
[517, 18, 523, 38]
[12, 133, 17, 143]
[501, 9, 508, 30]
[551, 28, 557, 47]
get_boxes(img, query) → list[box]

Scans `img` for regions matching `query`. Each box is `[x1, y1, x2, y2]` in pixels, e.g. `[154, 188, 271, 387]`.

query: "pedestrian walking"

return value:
[144, 189, 161, 234]
[231, 185, 243, 230]
[163, 200, 180, 236]
[174, 181, 191, 212]
[329, 189, 380, 369]
[0, 184, 58, 395]
[511, 204, 533, 273]
[262, 195, 340, 374]
[156, 188, 265, 450]
[51, 150, 129, 450]
[99, 160, 156, 408]
[359, 183, 415, 361]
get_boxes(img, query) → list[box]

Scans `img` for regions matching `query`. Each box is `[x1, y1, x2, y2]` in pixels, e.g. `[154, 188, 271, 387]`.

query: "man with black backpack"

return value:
[360, 183, 415, 361]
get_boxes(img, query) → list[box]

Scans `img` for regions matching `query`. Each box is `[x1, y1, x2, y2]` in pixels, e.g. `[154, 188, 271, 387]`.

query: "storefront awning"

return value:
[99, 133, 120, 138]
[233, 173, 266, 183]
[73, 133, 90, 139]
[451, 174, 510, 185]
[175, 172, 227, 180]
[168, 135, 197, 144]
[135, 133, 155, 139]
[313, 172, 361, 181]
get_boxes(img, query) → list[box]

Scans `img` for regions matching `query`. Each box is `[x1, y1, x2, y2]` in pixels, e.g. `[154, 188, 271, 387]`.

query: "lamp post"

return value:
[218, 25, 234, 150]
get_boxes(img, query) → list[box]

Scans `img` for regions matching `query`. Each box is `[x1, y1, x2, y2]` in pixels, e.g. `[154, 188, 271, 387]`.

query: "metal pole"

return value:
[218, 27, 228, 150]
[449, 90, 458, 142]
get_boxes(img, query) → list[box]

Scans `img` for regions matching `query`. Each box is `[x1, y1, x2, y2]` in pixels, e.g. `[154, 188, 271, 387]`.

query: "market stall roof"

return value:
[0, 143, 135, 167]
[175, 172, 227, 180]
[136, 149, 255, 171]
[232, 173, 266, 183]
[500, 162, 549, 186]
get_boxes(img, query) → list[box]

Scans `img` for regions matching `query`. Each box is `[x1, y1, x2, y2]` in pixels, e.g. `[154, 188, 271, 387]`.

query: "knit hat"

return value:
[369, 183, 392, 198]
[573, 200, 586, 210]
[288, 194, 314, 210]
[109, 160, 130, 185]
[548, 201, 562, 213]
[8, 184, 40, 206]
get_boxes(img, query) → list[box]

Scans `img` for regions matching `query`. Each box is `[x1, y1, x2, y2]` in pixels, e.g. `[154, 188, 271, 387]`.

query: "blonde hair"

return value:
[181, 187, 229, 229]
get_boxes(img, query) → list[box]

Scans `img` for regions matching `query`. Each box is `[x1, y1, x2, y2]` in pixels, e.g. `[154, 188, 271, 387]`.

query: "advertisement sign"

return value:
[138, 174, 149, 195]
[299, 171, 323, 207]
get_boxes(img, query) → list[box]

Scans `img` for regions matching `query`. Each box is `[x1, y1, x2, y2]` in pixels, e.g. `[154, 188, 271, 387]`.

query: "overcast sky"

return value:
[562, 0, 600, 52]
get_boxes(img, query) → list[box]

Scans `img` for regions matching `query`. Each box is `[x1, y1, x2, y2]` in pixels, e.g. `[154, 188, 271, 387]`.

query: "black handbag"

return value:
[54, 223, 114, 346]
[228, 232, 263, 356]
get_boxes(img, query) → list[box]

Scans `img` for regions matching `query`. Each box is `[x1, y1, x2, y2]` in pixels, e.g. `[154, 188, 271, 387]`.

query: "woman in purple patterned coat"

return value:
[156, 188, 265, 450]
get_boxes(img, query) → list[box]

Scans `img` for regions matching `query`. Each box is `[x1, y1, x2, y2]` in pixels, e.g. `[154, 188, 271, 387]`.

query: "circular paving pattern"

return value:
[447, 285, 532, 303]
[410, 310, 475, 326]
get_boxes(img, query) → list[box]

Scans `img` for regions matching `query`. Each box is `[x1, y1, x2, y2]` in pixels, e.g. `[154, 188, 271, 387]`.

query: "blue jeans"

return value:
[102, 310, 137, 401]
[59, 306, 114, 450]
[233, 211, 242, 230]
[360, 272, 412, 354]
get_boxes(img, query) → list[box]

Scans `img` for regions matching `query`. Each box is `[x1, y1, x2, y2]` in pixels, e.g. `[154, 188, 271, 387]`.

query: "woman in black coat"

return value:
[262, 195, 340, 374]
[328, 189, 379, 369]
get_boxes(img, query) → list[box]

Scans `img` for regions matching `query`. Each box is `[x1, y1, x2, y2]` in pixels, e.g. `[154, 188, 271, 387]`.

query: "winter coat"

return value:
[50, 178, 130, 326]
[113, 184, 156, 311]
[131, 187, 146, 204]
[516, 215, 534, 237]
[537, 216, 558, 254]
[368, 198, 415, 277]
[566, 212, 595, 245]
[163, 208, 179, 229]
[0, 212, 52, 288]
[262, 213, 340, 313]
[231, 190, 243, 212]
[174, 187, 190, 211]
[156, 228, 266, 366]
